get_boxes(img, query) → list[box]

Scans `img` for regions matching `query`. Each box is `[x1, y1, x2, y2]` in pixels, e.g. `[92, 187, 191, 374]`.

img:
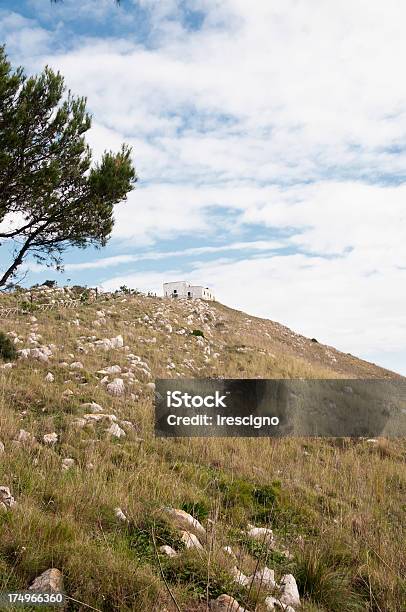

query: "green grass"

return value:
[0, 291, 404, 610]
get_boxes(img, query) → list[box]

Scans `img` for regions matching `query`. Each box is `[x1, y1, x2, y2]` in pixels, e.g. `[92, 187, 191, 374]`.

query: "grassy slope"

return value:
[0, 292, 405, 611]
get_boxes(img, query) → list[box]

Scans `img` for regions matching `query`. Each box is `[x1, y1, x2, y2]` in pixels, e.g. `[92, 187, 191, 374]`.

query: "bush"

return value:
[295, 545, 366, 611]
[0, 331, 17, 361]
[192, 329, 204, 337]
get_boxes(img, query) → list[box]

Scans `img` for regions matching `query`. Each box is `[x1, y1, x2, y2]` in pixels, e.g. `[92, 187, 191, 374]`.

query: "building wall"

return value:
[163, 281, 215, 301]
[163, 281, 189, 298]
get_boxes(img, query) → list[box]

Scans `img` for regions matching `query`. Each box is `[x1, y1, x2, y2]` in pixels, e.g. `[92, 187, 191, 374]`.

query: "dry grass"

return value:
[0, 292, 404, 611]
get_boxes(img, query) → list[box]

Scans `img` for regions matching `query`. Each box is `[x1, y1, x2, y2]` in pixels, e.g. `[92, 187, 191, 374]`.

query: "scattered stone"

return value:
[30, 347, 52, 362]
[211, 594, 247, 611]
[62, 458, 75, 471]
[279, 574, 300, 608]
[223, 545, 237, 560]
[231, 566, 250, 587]
[114, 507, 128, 522]
[94, 335, 124, 351]
[29, 568, 63, 593]
[159, 545, 177, 558]
[246, 525, 274, 545]
[180, 530, 204, 550]
[72, 418, 87, 428]
[45, 372, 54, 382]
[70, 362, 84, 370]
[251, 566, 276, 589]
[107, 378, 125, 396]
[106, 423, 126, 438]
[164, 507, 206, 538]
[0, 486, 16, 510]
[120, 420, 135, 430]
[43, 432, 58, 445]
[264, 597, 295, 611]
[0, 441, 4, 453]
[81, 402, 104, 412]
[98, 365, 122, 374]
[0, 362, 15, 370]
[15, 429, 36, 445]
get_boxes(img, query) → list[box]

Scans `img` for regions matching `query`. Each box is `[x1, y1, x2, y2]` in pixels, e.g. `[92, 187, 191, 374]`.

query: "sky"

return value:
[0, 0, 405, 374]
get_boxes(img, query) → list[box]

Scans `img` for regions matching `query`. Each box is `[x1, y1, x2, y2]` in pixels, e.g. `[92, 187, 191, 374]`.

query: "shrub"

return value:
[295, 545, 366, 611]
[20, 300, 38, 313]
[192, 329, 204, 337]
[0, 331, 17, 362]
[181, 501, 210, 522]
[162, 552, 242, 601]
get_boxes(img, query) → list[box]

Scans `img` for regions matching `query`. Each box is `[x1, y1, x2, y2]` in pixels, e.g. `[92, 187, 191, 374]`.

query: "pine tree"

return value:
[0, 46, 136, 287]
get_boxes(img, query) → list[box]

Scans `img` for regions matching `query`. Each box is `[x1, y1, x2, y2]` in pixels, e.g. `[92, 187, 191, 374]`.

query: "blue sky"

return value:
[1, 0, 406, 374]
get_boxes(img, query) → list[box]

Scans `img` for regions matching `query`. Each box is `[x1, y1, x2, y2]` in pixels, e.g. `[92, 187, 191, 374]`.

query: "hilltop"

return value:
[0, 287, 405, 611]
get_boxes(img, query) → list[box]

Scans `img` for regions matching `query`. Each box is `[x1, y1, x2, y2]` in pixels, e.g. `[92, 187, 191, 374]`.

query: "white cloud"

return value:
[1, 1, 406, 373]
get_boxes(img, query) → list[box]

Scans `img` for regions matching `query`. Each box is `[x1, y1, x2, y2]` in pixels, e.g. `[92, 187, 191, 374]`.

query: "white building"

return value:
[163, 281, 215, 301]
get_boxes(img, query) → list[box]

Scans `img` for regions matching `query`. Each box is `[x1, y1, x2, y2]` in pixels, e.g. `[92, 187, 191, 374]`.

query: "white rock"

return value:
[70, 361, 84, 370]
[0, 362, 14, 370]
[120, 420, 135, 430]
[62, 389, 74, 397]
[264, 596, 295, 611]
[45, 372, 54, 382]
[72, 418, 87, 428]
[106, 423, 126, 438]
[223, 546, 237, 560]
[0, 486, 16, 510]
[211, 595, 247, 611]
[280, 574, 300, 608]
[81, 402, 104, 412]
[29, 568, 63, 593]
[159, 545, 177, 558]
[0, 441, 4, 453]
[110, 335, 124, 349]
[84, 413, 116, 423]
[62, 458, 75, 471]
[231, 566, 250, 587]
[247, 526, 275, 545]
[251, 566, 276, 589]
[114, 507, 128, 522]
[98, 365, 122, 374]
[15, 429, 36, 444]
[107, 378, 125, 397]
[43, 432, 58, 445]
[30, 347, 51, 362]
[180, 530, 204, 550]
[164, 507, 206, 538]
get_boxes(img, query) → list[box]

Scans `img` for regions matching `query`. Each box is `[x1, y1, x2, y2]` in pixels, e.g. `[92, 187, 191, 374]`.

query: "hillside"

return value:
[0, 287, 405, 611]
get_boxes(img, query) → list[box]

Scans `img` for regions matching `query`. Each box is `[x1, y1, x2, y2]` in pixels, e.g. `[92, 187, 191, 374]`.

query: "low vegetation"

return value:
[0, 288, 404, 611]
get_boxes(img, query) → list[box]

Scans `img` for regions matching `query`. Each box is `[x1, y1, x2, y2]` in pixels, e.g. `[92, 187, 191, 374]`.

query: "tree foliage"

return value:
[0, 46, 136, 287]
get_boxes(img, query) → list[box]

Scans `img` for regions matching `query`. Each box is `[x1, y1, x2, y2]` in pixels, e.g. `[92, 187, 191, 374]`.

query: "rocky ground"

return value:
[0, 287, 405, 611]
